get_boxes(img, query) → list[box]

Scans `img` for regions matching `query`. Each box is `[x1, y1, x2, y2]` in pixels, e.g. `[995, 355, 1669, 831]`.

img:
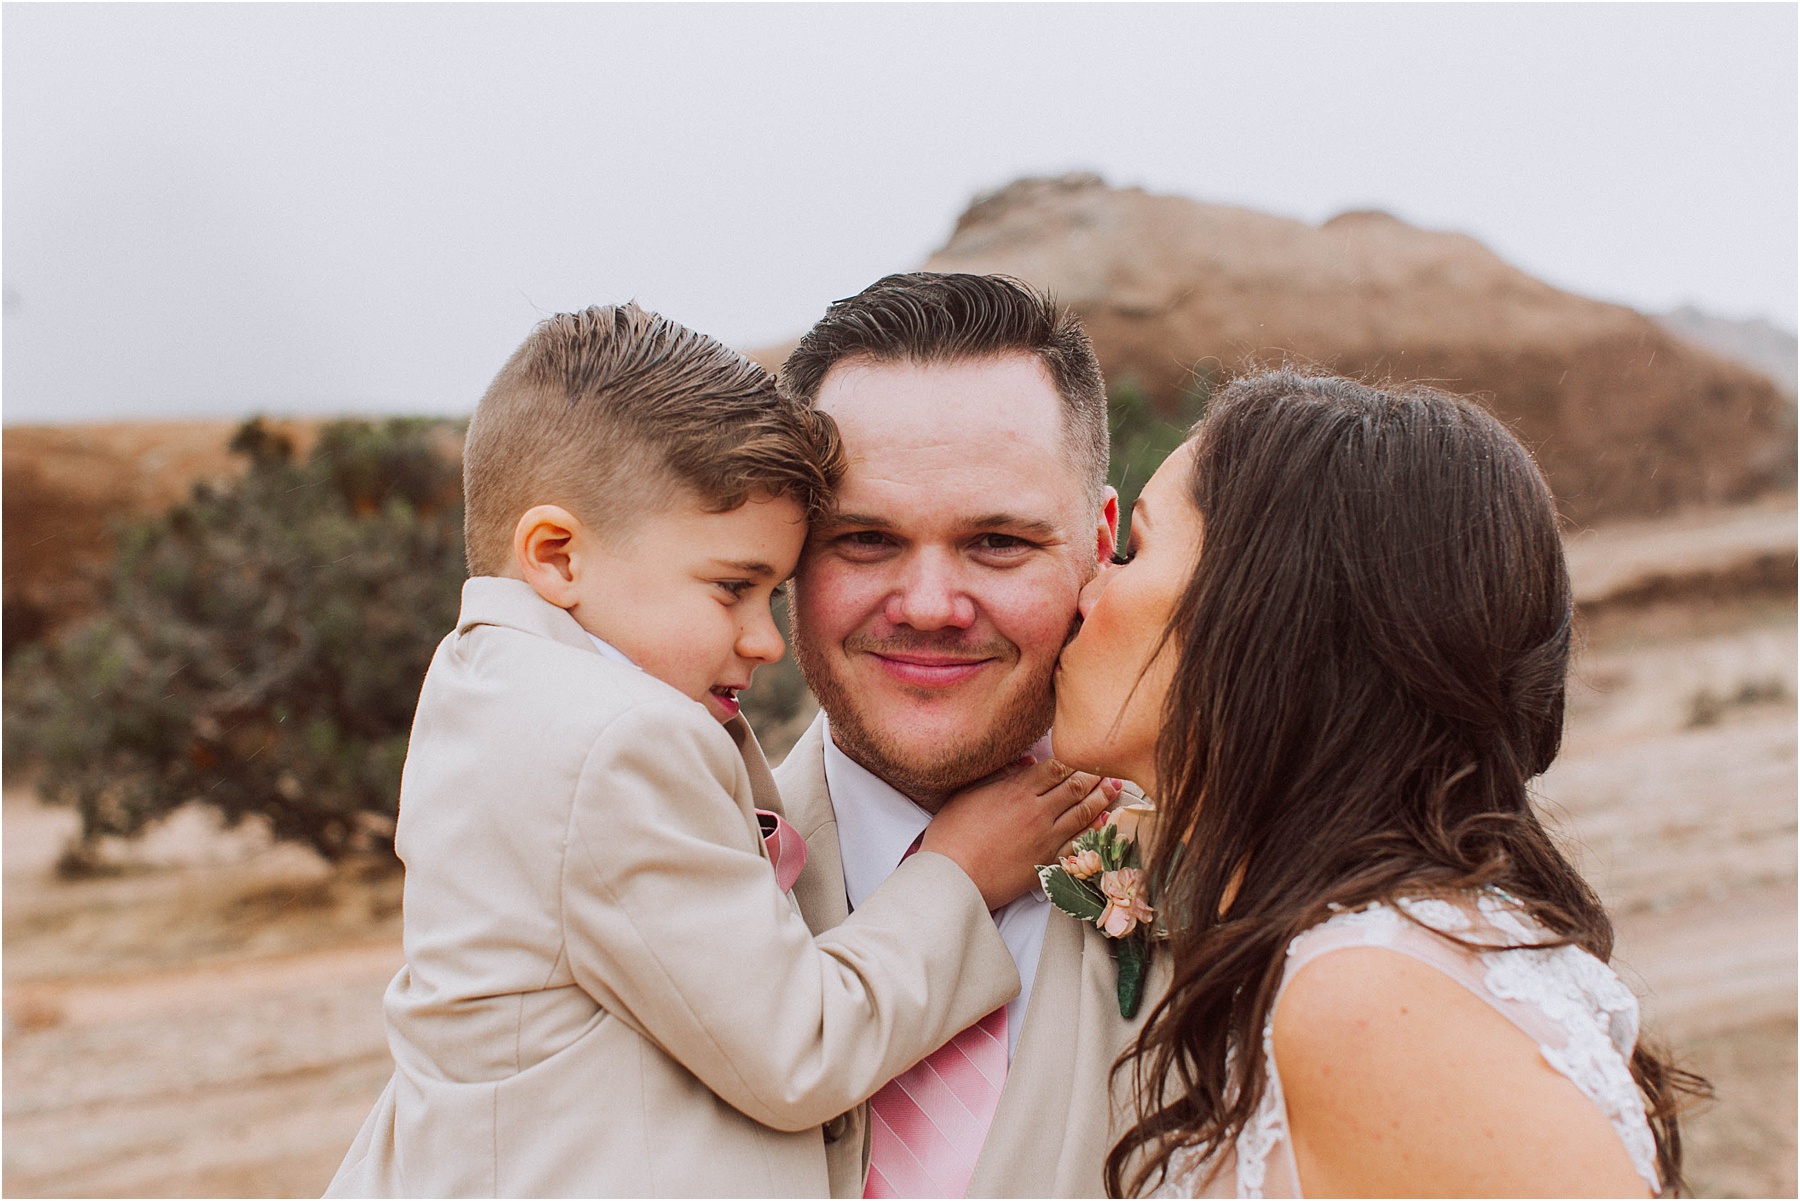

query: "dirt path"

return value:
[1563, 491, 1796, 607]
[3, 798, 405, 1197]
[5, 939, 401, 1198]
[4, 502, 1794, 1197]
[1538, 577, 1797, 1198]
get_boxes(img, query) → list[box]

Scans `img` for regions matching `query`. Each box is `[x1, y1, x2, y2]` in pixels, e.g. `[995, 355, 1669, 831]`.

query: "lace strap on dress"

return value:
[1464, 894, 1659, 1192]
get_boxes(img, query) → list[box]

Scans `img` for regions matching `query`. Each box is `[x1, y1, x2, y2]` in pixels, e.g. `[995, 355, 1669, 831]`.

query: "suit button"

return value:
[823, 1113, 849, 1143]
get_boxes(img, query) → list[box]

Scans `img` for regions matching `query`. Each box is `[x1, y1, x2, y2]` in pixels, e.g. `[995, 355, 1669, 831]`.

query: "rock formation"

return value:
[919, 174, 1793, 524]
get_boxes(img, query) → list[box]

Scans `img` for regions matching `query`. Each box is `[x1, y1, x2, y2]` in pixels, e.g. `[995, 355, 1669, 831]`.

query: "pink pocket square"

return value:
[754, 809, 808, 894]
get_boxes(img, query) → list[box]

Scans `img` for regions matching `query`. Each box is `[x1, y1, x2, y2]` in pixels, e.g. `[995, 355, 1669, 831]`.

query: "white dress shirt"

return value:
[584, 630, 640, 669]
[822, 715, 1051, 1058]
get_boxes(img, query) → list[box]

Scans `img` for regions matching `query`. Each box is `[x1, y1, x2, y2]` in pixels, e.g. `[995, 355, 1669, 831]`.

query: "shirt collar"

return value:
[584, 630, 640, 670]
[823, 714, 934, 912]
[823, 713, 1054, 911]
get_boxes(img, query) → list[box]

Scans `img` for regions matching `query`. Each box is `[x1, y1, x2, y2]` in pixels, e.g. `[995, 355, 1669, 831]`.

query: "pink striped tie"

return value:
[865, 1005, 1008, 1197]
[863, 838, 1008, 1201]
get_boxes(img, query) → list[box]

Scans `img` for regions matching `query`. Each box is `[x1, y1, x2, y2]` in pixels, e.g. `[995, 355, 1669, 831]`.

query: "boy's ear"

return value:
[512, 505, 585, 610]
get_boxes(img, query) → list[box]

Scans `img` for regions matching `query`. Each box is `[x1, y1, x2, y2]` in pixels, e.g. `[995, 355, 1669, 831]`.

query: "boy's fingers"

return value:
[1050, 781, 1113, 844]
[1048, 769, 1102, 807]
[1020, 757, 1079, 793]
[1077, 780, 1126, 833]
[1059, 782, 1125, 855]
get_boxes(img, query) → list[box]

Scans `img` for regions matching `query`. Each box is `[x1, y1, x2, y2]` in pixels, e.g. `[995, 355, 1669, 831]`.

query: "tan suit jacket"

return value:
[776, 714, 1169, 1198]
[327, 579, 1018, 1198]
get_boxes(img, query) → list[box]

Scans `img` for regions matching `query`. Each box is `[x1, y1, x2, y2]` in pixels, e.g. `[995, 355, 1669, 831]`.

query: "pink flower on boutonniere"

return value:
[1098, 868, 1154, 939]
[1037, 800, 1159, 1017]
[1060, 848, 1104, 880]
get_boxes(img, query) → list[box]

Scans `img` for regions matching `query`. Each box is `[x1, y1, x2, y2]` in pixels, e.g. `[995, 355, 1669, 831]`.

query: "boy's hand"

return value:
[921, 757, 1122, 911]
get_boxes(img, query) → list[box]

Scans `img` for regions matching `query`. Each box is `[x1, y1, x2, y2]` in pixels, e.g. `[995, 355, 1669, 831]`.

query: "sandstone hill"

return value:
[916, 174, 1794, 525]
[1658, 306, 1798, 402]
[7, 178, 1795, 653]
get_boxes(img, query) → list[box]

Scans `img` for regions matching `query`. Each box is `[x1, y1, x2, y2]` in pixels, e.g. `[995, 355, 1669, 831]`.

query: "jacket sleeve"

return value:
[559, 698, 1020, 1132]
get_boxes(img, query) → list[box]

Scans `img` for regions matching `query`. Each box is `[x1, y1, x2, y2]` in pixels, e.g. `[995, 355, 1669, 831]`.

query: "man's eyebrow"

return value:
[811, 512, 1061, 538]
[968, 514, 1060, 539]
[711, 558, 779, 577]
[812, 512, 896, 532]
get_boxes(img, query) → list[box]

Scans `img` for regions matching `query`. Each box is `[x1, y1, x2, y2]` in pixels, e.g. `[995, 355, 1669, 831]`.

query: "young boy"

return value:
[326, 304, 1111, 1197]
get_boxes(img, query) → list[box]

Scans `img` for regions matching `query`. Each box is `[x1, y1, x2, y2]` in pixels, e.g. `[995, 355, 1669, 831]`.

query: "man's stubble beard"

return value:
[790, 612, 1060, 812]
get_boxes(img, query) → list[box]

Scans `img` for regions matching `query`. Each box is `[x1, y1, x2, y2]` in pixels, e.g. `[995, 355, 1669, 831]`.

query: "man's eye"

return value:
[977, 534, 1028, 552]
[1110, 548, 1136, 566]
[834, 531, 895, 556]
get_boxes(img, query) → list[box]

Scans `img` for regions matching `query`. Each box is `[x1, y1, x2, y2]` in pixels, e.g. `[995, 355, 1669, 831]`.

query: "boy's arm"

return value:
[561, 700, 1019, 1133]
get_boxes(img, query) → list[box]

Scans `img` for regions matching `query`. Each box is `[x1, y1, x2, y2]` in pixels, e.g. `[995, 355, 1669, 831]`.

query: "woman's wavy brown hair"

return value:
[1105, 371, 1708, 1196]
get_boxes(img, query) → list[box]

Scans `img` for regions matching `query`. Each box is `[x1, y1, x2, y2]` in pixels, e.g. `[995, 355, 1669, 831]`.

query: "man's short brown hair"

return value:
[778, 272, 1109, 505]
[463, 303, 844, 577]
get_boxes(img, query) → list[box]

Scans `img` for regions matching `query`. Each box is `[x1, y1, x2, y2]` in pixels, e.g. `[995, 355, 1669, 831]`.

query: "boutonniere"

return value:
[1037, 802, 1158, 1018]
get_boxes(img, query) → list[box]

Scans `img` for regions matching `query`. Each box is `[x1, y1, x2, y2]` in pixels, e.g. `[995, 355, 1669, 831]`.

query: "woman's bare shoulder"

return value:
[1272, 943, 1648, 1198]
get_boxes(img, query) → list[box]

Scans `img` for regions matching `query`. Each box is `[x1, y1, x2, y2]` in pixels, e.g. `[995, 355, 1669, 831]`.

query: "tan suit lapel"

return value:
[777, 713, 852, 936]
[970, 912, 1167, 1197]
[722, 714, 783, 814]
[968, 910, 1083, 1197]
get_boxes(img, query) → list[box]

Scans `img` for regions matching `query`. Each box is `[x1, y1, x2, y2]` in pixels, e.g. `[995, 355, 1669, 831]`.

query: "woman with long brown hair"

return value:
[1051, 371, 1704, 1197]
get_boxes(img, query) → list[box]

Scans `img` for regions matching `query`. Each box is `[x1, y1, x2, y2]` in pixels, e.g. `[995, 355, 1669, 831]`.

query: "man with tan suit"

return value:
[775, 273, 1167, 1197]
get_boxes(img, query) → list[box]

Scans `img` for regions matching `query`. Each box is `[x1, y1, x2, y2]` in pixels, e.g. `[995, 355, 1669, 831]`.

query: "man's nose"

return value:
[883, 550, 977, 630]
[1076, 566, 1114, 620]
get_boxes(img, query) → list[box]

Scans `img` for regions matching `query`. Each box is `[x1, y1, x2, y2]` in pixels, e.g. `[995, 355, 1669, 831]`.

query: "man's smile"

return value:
[866, 651, 997, 688]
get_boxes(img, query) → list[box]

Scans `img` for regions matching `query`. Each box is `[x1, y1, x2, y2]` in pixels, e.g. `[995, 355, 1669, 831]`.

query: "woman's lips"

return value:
[870, 653, 993, 688]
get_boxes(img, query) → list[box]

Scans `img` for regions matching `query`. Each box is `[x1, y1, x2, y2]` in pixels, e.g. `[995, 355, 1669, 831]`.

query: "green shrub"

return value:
[4, 417, 466, 862]
[1108, 373, 1213, 518]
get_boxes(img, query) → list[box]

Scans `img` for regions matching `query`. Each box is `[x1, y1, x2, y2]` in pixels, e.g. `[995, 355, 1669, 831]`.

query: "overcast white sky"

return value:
[4, 2, 1795, 424]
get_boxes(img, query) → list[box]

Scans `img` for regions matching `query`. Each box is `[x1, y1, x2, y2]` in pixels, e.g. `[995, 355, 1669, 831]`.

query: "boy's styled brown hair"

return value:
[778, 272, 1110, 508]
[463, 303, 845, 577]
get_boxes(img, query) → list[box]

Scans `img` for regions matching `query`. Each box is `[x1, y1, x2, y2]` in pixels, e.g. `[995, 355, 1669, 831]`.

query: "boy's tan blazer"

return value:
[776, 715, 1168, 1198]
[327, 578, 1018, 1198]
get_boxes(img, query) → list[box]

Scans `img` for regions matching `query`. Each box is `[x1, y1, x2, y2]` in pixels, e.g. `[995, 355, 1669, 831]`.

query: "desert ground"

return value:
[4, 498, 1795, 1198]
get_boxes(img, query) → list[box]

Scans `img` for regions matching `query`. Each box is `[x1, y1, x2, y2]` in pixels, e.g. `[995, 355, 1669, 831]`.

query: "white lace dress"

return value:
[1155, 892, 1660, 1198]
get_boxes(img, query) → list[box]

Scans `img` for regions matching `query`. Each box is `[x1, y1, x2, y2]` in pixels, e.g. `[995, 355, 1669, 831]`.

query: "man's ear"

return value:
[1095, 486, 1120, 566]
[512, 505, 585, 610]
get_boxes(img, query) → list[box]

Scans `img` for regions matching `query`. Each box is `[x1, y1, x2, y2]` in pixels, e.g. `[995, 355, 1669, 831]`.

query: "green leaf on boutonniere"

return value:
[1094, 825, 1120, 868]
[1121, 836, 1143, 872]
[1112, 935, 1151, 1019]
[1038, 865, 1105, 922]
